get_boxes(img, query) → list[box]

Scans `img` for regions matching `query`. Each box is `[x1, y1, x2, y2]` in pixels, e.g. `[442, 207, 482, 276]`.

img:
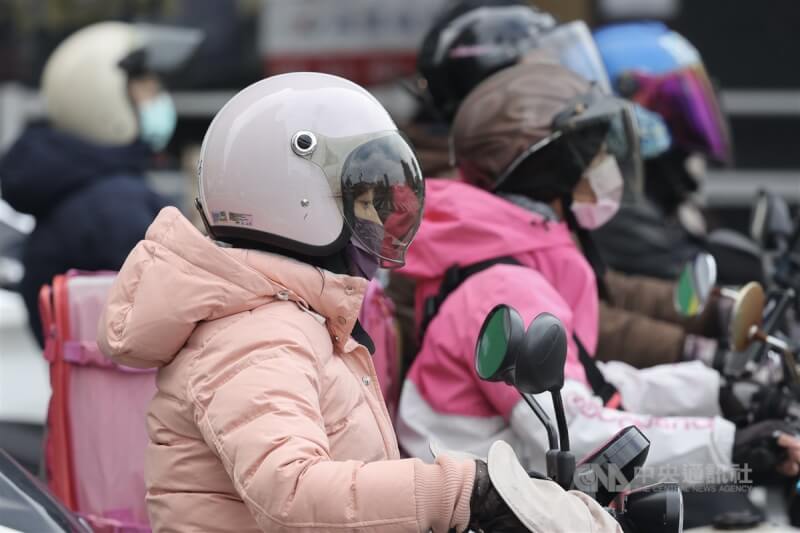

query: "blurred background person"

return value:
[393, 1, 731, 372]
[591, 22, 739, 282]
[0, 21, 201, 344]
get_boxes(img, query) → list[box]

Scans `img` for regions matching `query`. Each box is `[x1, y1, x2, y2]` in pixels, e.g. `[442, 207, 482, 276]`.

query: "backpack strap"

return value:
[419, 256, 521, 341]
[420, 255, 622, 409]
[572, 333, 622, 409]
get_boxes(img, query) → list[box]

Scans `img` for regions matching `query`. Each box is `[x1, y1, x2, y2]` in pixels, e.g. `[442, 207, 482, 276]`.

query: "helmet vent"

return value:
[291, 131, 317, 156]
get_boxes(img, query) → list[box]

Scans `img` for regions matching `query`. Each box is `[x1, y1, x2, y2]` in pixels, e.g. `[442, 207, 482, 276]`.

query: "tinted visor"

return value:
[305, 131, 424, 267]
[627, 66, 732, 164]
[496, 89, 642, 193]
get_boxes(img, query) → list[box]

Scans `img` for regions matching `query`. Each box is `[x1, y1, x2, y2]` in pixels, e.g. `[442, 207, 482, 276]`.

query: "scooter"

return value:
[684, 187, 799, 289]
[750, 190, 799, 299]
[675, 249, 800, 529]
[675, 249, 800, 408]
[0, 198, 48, 476]
[474, 305, 684, 532]
[0, 449, 90, 532]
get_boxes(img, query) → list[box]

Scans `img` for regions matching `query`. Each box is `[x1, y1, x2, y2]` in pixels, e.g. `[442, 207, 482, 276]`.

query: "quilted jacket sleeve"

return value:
[188, 315, 474, 532]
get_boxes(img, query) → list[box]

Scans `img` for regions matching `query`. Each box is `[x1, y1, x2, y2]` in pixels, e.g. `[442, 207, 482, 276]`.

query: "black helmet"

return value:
[418, 0, 557, 121]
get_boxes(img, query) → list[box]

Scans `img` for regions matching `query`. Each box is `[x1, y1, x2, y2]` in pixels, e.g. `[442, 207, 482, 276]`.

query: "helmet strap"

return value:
[194, 198, 217, 239]
[197, 196, 352, 275]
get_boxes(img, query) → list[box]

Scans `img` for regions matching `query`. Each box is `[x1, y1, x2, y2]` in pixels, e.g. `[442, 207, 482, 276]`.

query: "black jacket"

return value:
[0, 124, 167, 344]
[593, 197, 701, 280]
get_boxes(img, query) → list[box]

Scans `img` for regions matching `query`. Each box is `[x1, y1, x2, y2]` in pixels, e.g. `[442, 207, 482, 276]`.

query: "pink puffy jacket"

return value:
[97, 207, 474, 533]
[396, 180, 734, 480]
[402, 179, 599, 386]
[395, 180, 596, 459]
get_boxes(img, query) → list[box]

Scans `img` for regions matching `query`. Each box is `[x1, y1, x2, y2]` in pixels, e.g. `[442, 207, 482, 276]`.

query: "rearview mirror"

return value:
[517, 312, 568, 394]
[476, 306, 574, 487]
[475, 304, 525, 384]
[674, 252, 717, 317]
[750, 189, 793, 250]
[475, 305, 568, 394]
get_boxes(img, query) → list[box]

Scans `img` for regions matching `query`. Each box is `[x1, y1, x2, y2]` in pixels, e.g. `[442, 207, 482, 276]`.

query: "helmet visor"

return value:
[628, 66, 732, 164]
[535, 22, 668, 169]
[497, 89, 642, 193]
[559, 92, 642, 194]
[133, 24, 204, 73]
[537, 21, 613, 94]
[303, 131, 425, 267]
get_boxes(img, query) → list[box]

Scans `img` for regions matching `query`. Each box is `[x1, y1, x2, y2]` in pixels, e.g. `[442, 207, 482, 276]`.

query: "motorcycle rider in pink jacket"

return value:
[97, 73, 622, 532]
[397, 59, 800, 488]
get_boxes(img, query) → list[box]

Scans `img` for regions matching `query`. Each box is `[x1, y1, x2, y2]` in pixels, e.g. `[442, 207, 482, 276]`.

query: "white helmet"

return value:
[41, 21, 201, 145]
[197, 72, 425, 266]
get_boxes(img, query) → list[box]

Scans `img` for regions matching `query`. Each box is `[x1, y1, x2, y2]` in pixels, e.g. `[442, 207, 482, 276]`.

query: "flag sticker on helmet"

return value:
[229, 212, 254, 226]
[211, 211, 228, 223]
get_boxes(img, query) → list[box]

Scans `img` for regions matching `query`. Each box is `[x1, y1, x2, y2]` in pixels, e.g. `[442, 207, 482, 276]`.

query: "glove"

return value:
[749, 349, 786, 387]
[718, 381, 756, 425]
[721, 382, 800, 427]
[732, 419, 794, 474]
[683, 334, 724, 369]
[751, 386, 799, 422]
[474, 441, 622, 532]
[468, 459, 529, 532]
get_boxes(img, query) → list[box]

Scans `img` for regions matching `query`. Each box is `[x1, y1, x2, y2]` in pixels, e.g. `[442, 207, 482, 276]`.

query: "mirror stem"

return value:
[551, 391, 570, 452]
[521, 392, 559, 451]
[752, 290, 799, 382]
[763, 290, 794, 336]
[550, 391, 576, 490]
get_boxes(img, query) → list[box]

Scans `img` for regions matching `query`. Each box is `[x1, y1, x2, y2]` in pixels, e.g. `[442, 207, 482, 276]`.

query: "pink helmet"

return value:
[197, 72, 425, 266]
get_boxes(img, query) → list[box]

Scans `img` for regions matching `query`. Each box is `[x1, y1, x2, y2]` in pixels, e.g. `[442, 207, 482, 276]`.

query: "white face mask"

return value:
[570, 154, 624, 230]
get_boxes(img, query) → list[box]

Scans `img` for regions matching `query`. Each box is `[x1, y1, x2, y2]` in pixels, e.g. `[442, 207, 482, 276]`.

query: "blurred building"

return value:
[0, 0, 797, 218]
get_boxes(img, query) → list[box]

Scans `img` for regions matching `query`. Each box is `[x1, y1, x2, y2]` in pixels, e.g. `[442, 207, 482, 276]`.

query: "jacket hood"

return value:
[98, 207, 368, 369]
[0, 123, 150, 217]
[400, 179, 575, 280]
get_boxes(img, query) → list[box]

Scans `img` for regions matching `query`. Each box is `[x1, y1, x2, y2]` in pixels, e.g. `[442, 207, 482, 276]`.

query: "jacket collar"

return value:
[144, 208, 368, 352]
[230, 248, 368, 352]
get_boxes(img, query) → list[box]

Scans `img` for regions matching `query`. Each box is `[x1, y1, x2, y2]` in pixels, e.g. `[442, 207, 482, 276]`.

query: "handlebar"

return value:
[606, 483, 683, 533]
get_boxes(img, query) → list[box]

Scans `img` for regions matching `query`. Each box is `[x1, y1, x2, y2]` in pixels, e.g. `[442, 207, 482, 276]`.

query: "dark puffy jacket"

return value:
[593, 197, 701, 280]
[596, 270, 723, 368]
[0, 124, 167, 344]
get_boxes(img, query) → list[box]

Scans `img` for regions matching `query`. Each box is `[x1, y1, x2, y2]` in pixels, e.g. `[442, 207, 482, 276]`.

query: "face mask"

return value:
[138, 92, 176, 152]
[570, 155, 623, 230]
[346, 243, 379, 280]
[346, 218, 384, 279]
